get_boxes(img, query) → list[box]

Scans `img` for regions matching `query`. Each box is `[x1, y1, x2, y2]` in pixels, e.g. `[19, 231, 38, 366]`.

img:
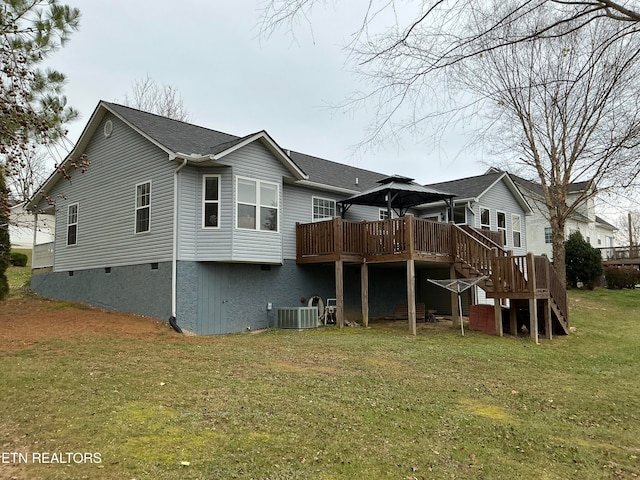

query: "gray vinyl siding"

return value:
[179, 141, 290, 263]
[43, 113, 175, 271]
[475, 179, 527, 255]
[281, 184, 387, 260]
[229, 142, 288, 263]
[177, 166, 232, 261]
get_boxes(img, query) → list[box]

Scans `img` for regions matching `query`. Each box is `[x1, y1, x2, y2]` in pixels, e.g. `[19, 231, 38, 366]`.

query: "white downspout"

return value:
[172, 159, 188, 317]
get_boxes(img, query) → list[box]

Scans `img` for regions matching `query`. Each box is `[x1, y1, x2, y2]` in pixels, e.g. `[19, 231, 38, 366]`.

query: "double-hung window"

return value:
[313, 197, 336, 221]
[497, 211, 507, 246]
[236, 177, 279, 232]
[544, 226, 553, 244]
[135, 181, 151, 234]
[67, 203, 78, 246]
[203, 175, 220, 228]
[512, 214, 522, 248]
[480, 207, 490, 230]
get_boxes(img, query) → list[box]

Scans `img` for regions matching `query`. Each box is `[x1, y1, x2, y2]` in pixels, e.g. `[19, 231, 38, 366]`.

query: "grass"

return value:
[1, 289, 640, 479]
[6, 247, 32, 292]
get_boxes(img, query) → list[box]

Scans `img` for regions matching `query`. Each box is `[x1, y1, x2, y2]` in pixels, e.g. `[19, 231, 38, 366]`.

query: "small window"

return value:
[597, 236, 601, 245]
[203, 175, 220, 228]
[512, 214, 522, 248]
[135, 181, 151, 234]
[67, 203, 78, 246]
[379, 208, 391, 220]
[480, 207, 490, 230]
[544, 226, 553, 244]
[313, 197, 336, 221]
[497, 211, 507, 245]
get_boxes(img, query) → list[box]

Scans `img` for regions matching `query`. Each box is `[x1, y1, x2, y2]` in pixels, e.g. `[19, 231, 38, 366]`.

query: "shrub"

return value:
[565, 231, 603, 289]
[10, 251, 28, 267]
[604, 266, 640, 289]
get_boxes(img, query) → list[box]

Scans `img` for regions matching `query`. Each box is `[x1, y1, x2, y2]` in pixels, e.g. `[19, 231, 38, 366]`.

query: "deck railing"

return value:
[491, 255, 530, 294]
[599, 245, 640, 261]
[296, 216, 456, 261]
[32, 242, 54, 268]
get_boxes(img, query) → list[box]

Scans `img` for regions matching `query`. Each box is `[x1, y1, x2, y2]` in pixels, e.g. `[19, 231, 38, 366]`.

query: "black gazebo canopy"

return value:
[338, 175, 456, 218]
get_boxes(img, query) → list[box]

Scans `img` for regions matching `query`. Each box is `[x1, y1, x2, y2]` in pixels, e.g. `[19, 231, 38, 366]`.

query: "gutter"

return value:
[171, 158, 188, 319]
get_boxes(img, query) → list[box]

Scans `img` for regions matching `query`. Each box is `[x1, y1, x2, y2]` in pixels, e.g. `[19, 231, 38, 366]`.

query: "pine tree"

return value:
[0, 169, 10, 299]
[1, 1, 80, 152]
[0, 1, 80, 294]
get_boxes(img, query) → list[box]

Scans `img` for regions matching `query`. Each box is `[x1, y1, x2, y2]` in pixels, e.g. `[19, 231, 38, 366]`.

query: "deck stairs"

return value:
[451, 224, 569, 335]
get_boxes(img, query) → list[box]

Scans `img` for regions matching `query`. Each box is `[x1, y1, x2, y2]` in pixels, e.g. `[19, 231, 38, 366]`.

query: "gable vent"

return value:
[103, 120, 113, 138]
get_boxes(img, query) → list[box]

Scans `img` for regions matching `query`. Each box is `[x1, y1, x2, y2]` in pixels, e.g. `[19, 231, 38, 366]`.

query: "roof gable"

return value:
[426, 172, 532, 213]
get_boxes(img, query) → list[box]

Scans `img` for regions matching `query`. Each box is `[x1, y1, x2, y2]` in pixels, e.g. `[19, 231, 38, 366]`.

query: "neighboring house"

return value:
[504, 171, 617, 259]
[27, 101, 567, 339]
[9, 200, 55, 249]
[417, 172, 533, 309]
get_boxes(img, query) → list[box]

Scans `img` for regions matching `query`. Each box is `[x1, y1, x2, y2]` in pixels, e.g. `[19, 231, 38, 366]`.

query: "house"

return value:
[28, 101, 568, 340]
[9, 200, 55, 249]
[504, 172, 617, 258]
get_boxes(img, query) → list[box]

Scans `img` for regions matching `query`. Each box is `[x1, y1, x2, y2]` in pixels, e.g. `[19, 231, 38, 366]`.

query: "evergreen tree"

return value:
[565, 231, 604, 289]
[0, 169, 10, 299]
[0, 0, 80, 294]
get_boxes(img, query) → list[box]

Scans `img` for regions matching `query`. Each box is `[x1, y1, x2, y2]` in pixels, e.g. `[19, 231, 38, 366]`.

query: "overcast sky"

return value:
[42, 0, 489, 185]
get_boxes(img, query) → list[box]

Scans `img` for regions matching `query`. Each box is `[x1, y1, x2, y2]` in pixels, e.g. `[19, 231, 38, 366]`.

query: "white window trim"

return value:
[544, 226, 553, 244]
[235, 176, 280, 233]
[379, 208, 396, 220]
[512, 213, 522, 248]
[66, 203, 78, 246]
[134, 180, 152, 235]
[202, 174, 221, 229]
[479, 206, 491, 230]
[496, 210, 507, 246]
[312, 196, 337, 222]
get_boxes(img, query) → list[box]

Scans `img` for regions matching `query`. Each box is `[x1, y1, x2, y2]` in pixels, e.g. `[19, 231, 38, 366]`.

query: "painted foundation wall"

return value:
[30, 263, 172, 320]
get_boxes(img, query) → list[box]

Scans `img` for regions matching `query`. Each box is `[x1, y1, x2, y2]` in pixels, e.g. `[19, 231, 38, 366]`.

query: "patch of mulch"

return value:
[0, 296, 176, 351]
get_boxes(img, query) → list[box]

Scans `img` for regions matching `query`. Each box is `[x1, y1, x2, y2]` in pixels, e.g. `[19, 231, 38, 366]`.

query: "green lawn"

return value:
[6, 247, 32, 291]
[1, 289, 639, 479]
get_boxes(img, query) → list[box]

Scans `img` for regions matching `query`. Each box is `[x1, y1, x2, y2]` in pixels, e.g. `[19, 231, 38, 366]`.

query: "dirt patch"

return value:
[0, 296, 176, 351]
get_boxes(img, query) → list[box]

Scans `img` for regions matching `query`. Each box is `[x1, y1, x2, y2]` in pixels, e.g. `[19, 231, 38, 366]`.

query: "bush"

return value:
[565, 231, 603, 289]
[10, 251, 28, 267]
[604, 266, 640, 289]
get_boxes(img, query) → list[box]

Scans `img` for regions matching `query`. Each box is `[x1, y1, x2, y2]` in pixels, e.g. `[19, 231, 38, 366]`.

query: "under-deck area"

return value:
[296, 216, 569, 341]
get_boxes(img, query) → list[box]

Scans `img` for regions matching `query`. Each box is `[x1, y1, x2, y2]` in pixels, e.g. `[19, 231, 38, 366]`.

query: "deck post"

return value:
[527, 253, 539, 343]
[543, 299, 552, 340]
[335, 260, 344, 328]
[510, 301, 518, 336]
[449, 264, 460, 328]
[407, 258, 417, 336]
[494, 298, 503, 336]
[361, 262, 369, 327]
[542, 255, 552, 340]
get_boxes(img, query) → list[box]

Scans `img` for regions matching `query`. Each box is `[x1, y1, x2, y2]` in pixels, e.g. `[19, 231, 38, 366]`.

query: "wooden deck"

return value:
[296, 216, 569, 340]
[599, 246, 640, 267]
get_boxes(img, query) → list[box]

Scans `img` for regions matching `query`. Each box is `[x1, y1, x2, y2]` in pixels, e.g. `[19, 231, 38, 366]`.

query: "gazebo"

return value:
[338, 175, 456, 219]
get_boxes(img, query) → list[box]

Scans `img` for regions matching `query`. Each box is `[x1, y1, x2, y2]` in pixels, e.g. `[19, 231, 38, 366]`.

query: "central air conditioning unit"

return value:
[275, 307, 319, 329]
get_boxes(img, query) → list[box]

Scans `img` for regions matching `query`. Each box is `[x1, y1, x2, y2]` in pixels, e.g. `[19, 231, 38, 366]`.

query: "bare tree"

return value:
[261, 1, 640, 286]
[261, 1, 640, 146]
[457, 5, 640, 285]
[616, 212, 640, 247]
[122, 76, 190, 122]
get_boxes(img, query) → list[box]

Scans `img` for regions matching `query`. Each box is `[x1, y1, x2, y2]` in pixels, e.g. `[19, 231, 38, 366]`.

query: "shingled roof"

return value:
[426, 171, 505, 200]
[104, 102, 240, 155]
[105, 102, 390, 193]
